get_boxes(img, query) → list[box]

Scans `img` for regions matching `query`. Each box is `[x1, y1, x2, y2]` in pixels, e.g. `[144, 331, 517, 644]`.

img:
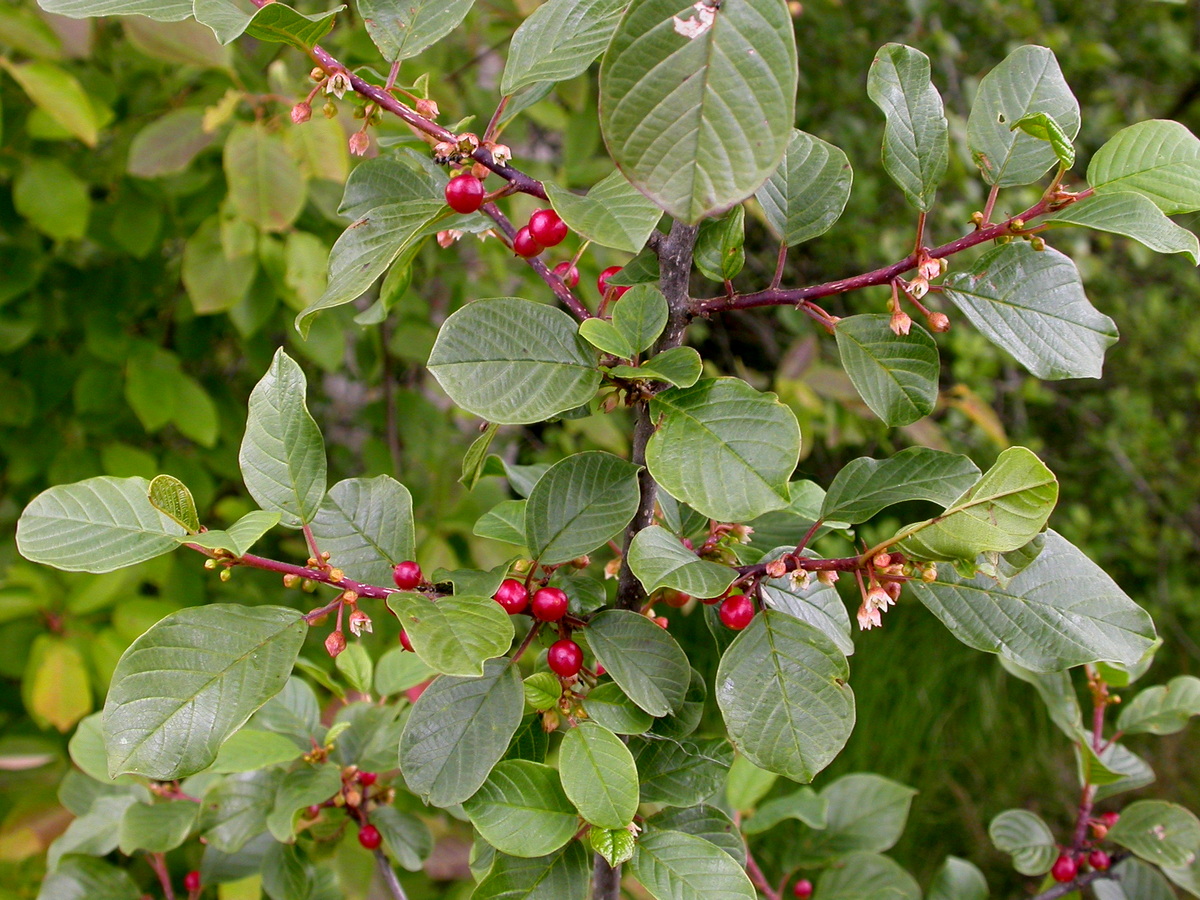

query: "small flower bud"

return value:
[572, 555, 591, 569]
[302, 579, 318, 592]
[437, 229, 464, 248]
[884, 580, 903, 601]
[325, 630, 346, 657]
[415, 97, 440, 119]
[541, 709, 560, 732]
[765, 558, 788, 579]
[219, 568, 232, 582]
[1009, 218, 1025, 232]
[874, 553, 893, 568]
[204, 558, 218, 570]
[326, 70, 352, 99]
[908, 275, 929, 300]
[513, 559, 534, 573]
[349, 131, 370, 156]
[604, 558, 621, 579]
[729, 524, 754, 544]
[283, 574, 301, 589]
[328, 568, 345, 583]
[322, 99, 337, 119]
[921, 563, 938, 583]
[890, 307, 913, 336]
[927, 312, 951, 333]
[348, 609, 372, 637]
[343, 787, 362, 808]
[1030, 236, 1046, 251]
[938, 257, 948, 275]
[817, 570, 840, 586]
[291, 102, 312, 124]
[310, 67, 326, 82]
[970, 210, 985, 227]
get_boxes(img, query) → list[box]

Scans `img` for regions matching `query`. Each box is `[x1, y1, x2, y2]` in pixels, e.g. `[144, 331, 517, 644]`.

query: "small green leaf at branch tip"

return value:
[1010, 111, 1076, 168]
[988, 808, 1057, 875]
[184, 510, 281, 558]
[627, 525, 736, 599]
[590, 826, 636, 868]
[193, 0, 343, 48]
[147, 474, 200, 534]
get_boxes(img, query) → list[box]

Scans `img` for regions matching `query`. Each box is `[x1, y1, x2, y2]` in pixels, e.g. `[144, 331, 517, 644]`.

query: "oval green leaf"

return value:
[587, 610, 690, 716]
[464, 760, 579, 858]
[835, 314, 939, 427]
[558, 722, 639, 829]
[310, 476, 415, 587]
[387, 593, 514, 677]
[630, 829, 756, 900]
[755, 129, 853, 247]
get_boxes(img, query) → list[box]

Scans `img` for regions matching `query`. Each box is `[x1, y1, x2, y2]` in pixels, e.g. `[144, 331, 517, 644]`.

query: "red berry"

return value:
[594, 663, 605, 676]
[793, 880, 813, 899]
[306, 804, 322, 817]
[547, 639, 583, 678]
[553, 261, 580, 288]
[597, 265, 630, 299]
[399, 629, 414, 652]
[531, 587, 569, 622]
[493, 579, 529, 614]
[1101, 811, 1120, 827]
[513, 226, 543, 258]
[1051, 854, 1078, 883]
[358, 824, 383, 850]
[529, 209, 568, 247]
[445, 174, 484, 214]
[1088, 850, 1111, 871]
[357, 770, 378, 786]
[661, 589, 691, 608]
[184, 871, 201, 893]
[393, 561, 422, 590]
[719, 592, 755, 629]
[653, 616, 669, 629]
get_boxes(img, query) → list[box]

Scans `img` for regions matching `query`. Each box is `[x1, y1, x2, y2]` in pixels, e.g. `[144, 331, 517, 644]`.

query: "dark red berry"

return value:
[393, 561, 422, 590]
[358, 824, 383, 850]
[594, 663, 605, 676]
[493, 579, 529, 614]
[1088, 850, 1111, 871]
[529, 209, 568, 247]
[513, 225, 543, 258]
[661, 589, 691, 608]
[306, 804, 322, 817]
[793, 880, 813, 899]
[553, 261, 580, 288]
[399, 629, 414, 652]
[357, 771, 378, 786]
[531, 587, 569, 622]
[1051, 854, 1078, 883]
[547, 639, 583, 678]
[445, 174, 484, 214]
[1101, 811, 1120, 827]
[184, 871, 202, 893]
[597, 265, 629, 299]
[719, 592, 755, 629]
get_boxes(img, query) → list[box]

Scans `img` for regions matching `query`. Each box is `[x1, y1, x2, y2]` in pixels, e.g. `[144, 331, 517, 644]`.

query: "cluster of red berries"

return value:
[1050, 811, 1119, 883]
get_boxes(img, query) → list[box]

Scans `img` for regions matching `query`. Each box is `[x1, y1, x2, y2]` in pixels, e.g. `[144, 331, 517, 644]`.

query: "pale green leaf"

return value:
[988, 809, 1056, 875]
[630, 829, 756, 900]
[546, 171, 664, 253]
[224, 124, 306, 233]
[587, 610, 690, 717]
[471, 842, 590, 900]
[759, 552, 854, 656]
[613, 346, 702, 388]
[40, 0, 192, 20]
[193, 0, 341, 48]
[117, 801, 198, 854]
[928, 857, 988, 900]
[310, 476, 414, 586]
[36, 856, 141, 900]
[725, 755, 779, 814]
[464, 761, 578, 858]
[474, 500, 528, 547]
[266, 764, 342, 842]
[13, 158, 90, 239]
[1118, 676, 1200, 735]
[1, 60, 98, 145]
[502, 0, 625, 94]
[186, 511, 281, 558]
[582, 683, 654, 735]
[1010, 111, 1075, 168]
[835, 314, 939, 427]
[208, 729, 302, 774]
[740, 786, 826, 835]
[370, 806, 433, 872]
[590, 826, 637, 867]
[821, 448, 981, 525]
[627, 525, 736, 599]
[1109, 800, 1200, 869]
[127, 108, 217, 178]
[387, 593, 514, 677]
[1046, 191, 1199, 264]
[815, 852, 920, 900]
[147, 475, 200, 534]
[359, 0, 474, 62]
[755, 128, 853, 247]
[694, 206, 745, 282]
[525, 451, 641, 565]
[1095, 858, 1178, 900]
[1088, 119, 1200, 214]
[599, 0, 797, 224]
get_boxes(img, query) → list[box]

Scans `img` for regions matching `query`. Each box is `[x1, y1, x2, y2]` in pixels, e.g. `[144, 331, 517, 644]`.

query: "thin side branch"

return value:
[480, 203, 592, 320]
[374, 849, 408, 900]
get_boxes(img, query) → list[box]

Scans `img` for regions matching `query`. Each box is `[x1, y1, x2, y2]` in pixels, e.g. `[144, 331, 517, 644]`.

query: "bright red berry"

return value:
[553, 261, 580, 288]
[445, 174, 484, 214]
[654, 616, 669, 629]
[493, 579, 529, 614]
[531, 587, 569, 622]
[357, 771, 378, 786]
[399, 629, 414, 652]
[184, 871, 201, 893]
[1088, 850, 1111, 871]
[513, 225, 543, 258]
[597, 265, 630, 299]
[793, 879, 813, 899]
[594, 663, 605, 676]
[1101, 811, 1120, 827]
[393, 561, 422, 590]
[358, 824, 383, 850]
[529, 209, 568, 247]
[547, 639, 583, 678]
[1051, 854, 1078, 883]
[719, 592, 755, 629]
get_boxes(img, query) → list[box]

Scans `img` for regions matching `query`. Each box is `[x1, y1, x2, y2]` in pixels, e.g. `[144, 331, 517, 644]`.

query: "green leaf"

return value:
[791, 774, 916, 858]
[866, 43, 948, 211]
[209, 729, 303, 774]
[1046, 191, 1199, 263]
[399, 659, 524, 806]
[127, 108, 218, 178]
[835, 314, 939, 427]
[643, 805, 745, 865]
[1011, 111, 1076, 168]
[725, 755, 779, 814]
[374, 647, 435, 696]
[894, 446, 1057, 563]
[224, 124, 306, 233]
[370, 806, 433, 872]
[1108, 800, 1200, 868]
[147, 475, 200, 534]
[103, 604, 305, 780]
[1118, 676, 1200, 735]
[590, 826, 637, 867]
[182, 217, 257, 315]
[194, 0, 341, 48]
[428, 298, 601, 425]
[523, 673, 562, 711]
[386, 593, 514, 677]
[647, 377, 800, 522]
[186, 511, 280, 558]
[261, 841, 311, 900]
[545, 171, 664, 253]
[117, 801, 198, 854]
[989, 809, 1056, 875]
[17, 476, 186, 573]
[741, 785, 826, 834]
[614, 346, 703, 388]
[1095, 858, 1178, 900]
[580, 284, 668, 359]
[24, 635, 92, 732]
[943, 243, 1118, 380]
[200, 769, 282, 854]
[821, 448, 982, 525]
[761, 556, 855, 657]
[239, 349, 327, 527]
[359, 0, 474, 61]
[559, 722, 639, 829]
[627, 525, 737, 600]
[474, 500, 528, 547]
[598, 0, 797, 224]
[13, 157, 90, 239]
[1163, 855, 1200, 898]
[910, 531, 1156, 672]
[815, 852, 920, 900]
[40, 0, 192, 20]
[524, 451, 641, 565]
[309, 476, 414, 586]
[335, 643, 373, 694]
[48, 795, 138, 870]
[1088, 119, 1200, 214]
[928, 857, 988, 900]
[755, 129, 853, 246]
[582, 683, 654, 734]
[694, 206, 745, 282]
[587, 610, 690, 716]
[1, 60, 99, 146]
[464, 760, 579, 858]
[471, 842, 591, 900]
[265, 764, 341, 842]
[967, 45, 1080, 186]
[460, 423, 500, 490]
[502, 0, 625, 94]
[1093, 738, 1156, 802]
[630, 829, 756, 900]
[716, 610, 854, 783]
[631, 736, 732, 807]
[36, 856, 141, 900]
